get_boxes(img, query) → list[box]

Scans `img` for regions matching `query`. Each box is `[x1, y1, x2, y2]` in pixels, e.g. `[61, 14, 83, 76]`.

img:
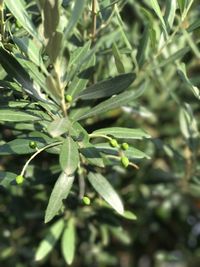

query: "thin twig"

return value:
[20, 141, 62, 177]
[91, 0, 97, 42]
[0, 0, 5, 42]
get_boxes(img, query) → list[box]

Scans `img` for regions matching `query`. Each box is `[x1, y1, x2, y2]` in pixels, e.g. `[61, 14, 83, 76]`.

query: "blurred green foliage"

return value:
[0, 0, 200, 266]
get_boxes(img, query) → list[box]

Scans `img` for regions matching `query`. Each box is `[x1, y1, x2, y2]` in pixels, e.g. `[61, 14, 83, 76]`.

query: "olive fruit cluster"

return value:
[109, 139, 130, 168]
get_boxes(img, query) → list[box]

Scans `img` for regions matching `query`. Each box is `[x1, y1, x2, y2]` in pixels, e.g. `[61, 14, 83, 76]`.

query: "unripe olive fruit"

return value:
[29, 141, 37, 149]
[121, 142, 129, 150]
[121, 156, 129, 168]
[109, 139, 119, 148]
[66, 94, 73, 103]
[82, 196, 91, 205]
[16, 175, 24, 185]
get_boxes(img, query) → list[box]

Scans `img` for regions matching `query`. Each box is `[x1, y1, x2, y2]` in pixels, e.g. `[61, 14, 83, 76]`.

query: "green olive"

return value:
[16, 175, 24, 185]
[121, 156, 129, 168]
[109, 139, 119, 148]
[82, 196, 91, 205]
[29, 141, 37, 149]
[121, 142, 129, 150]
[66, 94, 73, 103]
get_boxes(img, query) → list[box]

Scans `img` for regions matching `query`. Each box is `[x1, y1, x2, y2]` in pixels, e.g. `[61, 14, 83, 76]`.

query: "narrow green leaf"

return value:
[45, 75, 62, 104]
[15, 55, 50, 99]
[64, 0, 85, 40]
[77, 82, 146, 120]
[164, 0, 176, 30]
[181, 28, 200, 59]
[69, 107, 91, 122]
[87, 172, 124, 214]
[140, 7, 157, 50]
[13, 36, 43, 68]
[80, 146, 105, 167]
[68, 41, 91, 70]
[150, 0, 168, 36]
[156, 46, 190, 69]
[0, 172, 16, 188]
[112, 43, 125, 73]
[35, 219, 64, 261]
[47, 117, 72, 138]
[177, 63, 200, 100]
[45, 172, 74, 223]
[77, 73, 135, 100]
[177, 0, 188, 14]
[0, 138, 46, 155]
[59, 137, 79, 175]
[136, 26, 150, 67]
[67, 55, 95, 99]
[92, 127, 150, 139]
[61, 218, 76, 265]
[122, 210, 137, 220]
[46, 31, 63, 63]
[179, 103, 199, 139]
[43, 0, 60, 39]
[0, 48, 47, 102]
[187, 19, 200, 33]
[95, 143, 150, 160]
[114, 4, 132, 50]
[69, 122, 89, 146]
[67, 41, 93, 84]
[5, 0, 40, 41]
[0, 109, 40, 122]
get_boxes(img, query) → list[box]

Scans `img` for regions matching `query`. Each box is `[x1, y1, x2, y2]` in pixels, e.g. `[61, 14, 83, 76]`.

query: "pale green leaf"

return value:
[59, 137, 79, 175]
[156, 46, 190, 69]
[61, 218, 76, 265]
[45, 172, 74, 223]
[47, 117, 72, 138]
[92, 127, 150, 139]
[45, 75, 62, 104]
[64, 0, 85, 40]
[43, 0, 60, 39]
[150, 0, 168, 36]
[177, 63, 200, 100]
[95, 143, 150, 160]
[46, 31, 63, 63]
[164, 0, 176, 30]
[122, 210, 137, 220]
[87, 172, 124, 214]
[66, 41, 93, 84]
[179, 103, 199, 139]
[35, 219, 64, 261]
[112, 43, 125, 73]
[136, 26, 150, 67]
[5, 0, 41, 41]
[67, 55, 95, 99]
[0, 109, 40, 122]
[0, 48, 48, 102]
[13, 36, 43, 69]
[177, 0, 188, 14]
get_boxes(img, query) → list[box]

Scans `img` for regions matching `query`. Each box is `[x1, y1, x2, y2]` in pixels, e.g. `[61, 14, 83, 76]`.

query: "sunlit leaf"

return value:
[45, 172, 74, 223]
[87, 172, 124, 214]
[35, 219, 64, 261]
